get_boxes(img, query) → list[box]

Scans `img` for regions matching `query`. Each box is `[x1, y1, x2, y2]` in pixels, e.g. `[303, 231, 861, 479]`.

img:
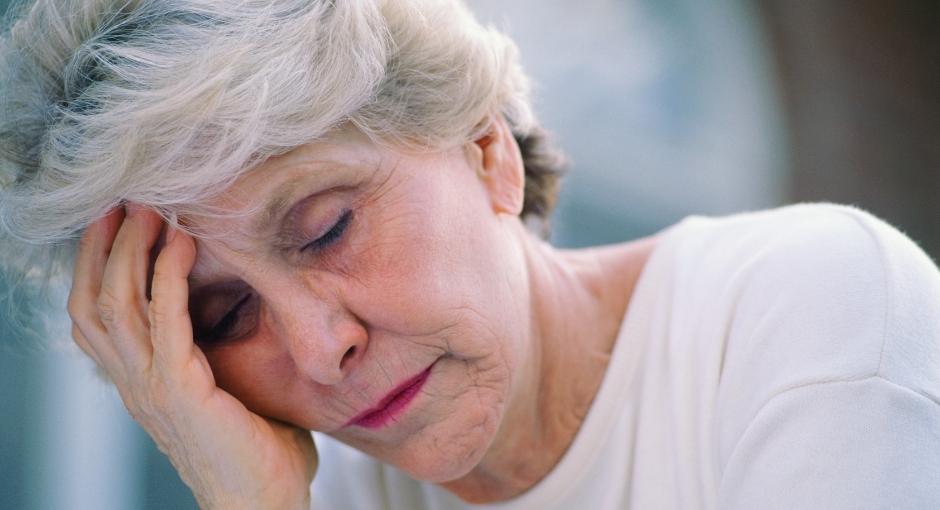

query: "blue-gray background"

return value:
[2, 0, 936, 508]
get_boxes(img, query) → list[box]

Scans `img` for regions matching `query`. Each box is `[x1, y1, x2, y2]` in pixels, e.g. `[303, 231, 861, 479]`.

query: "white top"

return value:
[310, 203, 940, 509]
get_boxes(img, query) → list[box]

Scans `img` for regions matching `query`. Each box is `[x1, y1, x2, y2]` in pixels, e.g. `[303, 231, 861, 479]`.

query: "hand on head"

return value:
[67, 203, 317, 509]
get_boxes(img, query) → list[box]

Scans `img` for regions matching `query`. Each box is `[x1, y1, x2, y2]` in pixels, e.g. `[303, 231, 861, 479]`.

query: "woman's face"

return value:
[183, 126, 531, 482]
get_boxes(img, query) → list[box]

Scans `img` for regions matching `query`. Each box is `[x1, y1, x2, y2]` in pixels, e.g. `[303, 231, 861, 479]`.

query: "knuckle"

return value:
[96, 286, 125, 324]
[151, 266, 180, 299]
[69, 323, 85, 344]
[66, 295, 83, 322]
[67, 289, 94, 323]
[114, 384, 136, 412]
[123, 400, 144, 423]
[148, 299, 177, 328]
[69, 326, 96, 363]
[69, 321, 97, 360]
[151, 263, 171, 283]
[66, 299, 78, 319]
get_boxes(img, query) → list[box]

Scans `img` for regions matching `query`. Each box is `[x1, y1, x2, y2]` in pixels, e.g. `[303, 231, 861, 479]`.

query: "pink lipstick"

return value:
[346, 364, 434, 429]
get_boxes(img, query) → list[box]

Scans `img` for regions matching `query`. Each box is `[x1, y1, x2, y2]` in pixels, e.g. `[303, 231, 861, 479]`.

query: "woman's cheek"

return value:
[352, 204, 449, 292]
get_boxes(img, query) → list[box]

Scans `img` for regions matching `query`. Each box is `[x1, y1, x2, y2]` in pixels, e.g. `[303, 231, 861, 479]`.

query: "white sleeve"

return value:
[702, 204, 940, 509]
[717, 376, 940, 509]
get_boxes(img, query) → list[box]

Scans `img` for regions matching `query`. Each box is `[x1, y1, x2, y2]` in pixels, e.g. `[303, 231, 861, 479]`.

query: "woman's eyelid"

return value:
[301, 208, 353, 253]
[281, 189, 352, 244]
[200, 292, 258, 345]
[211, 292, 251, 330]
[272, 186, 339, 247]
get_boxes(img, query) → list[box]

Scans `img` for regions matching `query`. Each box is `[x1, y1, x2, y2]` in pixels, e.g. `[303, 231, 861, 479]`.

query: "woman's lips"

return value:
[345, 363, 434, 429]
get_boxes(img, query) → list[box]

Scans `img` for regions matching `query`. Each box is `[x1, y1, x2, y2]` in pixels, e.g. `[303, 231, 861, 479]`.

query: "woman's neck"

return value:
[440, 224, 659, 503]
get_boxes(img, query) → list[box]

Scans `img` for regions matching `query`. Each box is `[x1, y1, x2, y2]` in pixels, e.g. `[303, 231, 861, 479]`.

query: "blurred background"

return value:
[1, 0, 937, 508]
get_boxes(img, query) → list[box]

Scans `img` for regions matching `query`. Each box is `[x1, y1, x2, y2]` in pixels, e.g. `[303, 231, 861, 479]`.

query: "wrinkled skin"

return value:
[184, 121, 532, 483]
[68, 115, 656, 506]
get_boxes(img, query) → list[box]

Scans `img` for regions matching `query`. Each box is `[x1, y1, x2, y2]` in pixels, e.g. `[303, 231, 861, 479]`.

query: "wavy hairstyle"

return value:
[0, 0, 567, 297]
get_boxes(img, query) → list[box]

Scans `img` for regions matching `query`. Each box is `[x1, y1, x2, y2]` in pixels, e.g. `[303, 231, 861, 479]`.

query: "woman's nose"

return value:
[276, 301, 368, 386]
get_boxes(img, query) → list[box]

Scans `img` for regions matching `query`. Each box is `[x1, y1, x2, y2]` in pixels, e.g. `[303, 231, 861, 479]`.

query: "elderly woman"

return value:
[1, 0, 939, 509]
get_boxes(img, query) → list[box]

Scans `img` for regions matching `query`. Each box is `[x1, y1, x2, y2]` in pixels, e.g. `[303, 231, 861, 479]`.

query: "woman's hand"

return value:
[67, 205, 318, 510]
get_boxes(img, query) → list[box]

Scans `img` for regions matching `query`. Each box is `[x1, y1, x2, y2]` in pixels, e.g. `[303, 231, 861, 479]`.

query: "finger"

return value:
[70, 322, 103, 367]
[149, 226, 199, 371]
[68, 207, 126, 371]
[98, 204, 165, 370]
[73, 206, 125, 297]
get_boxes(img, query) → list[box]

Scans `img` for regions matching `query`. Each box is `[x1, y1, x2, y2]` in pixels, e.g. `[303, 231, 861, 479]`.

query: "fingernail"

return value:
[166, 226, 177, 244]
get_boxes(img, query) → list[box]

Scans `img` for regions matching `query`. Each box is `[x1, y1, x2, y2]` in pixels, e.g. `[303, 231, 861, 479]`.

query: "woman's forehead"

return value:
[181, 137, 387, 287]
[186, 162, 362, 247]
[192, 134, 382, 227]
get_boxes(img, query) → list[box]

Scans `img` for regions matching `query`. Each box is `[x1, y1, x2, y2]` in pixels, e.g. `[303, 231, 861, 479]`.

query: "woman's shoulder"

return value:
[650, 203, 940, 505]
[658, 202, 940, 322]
[659, 201, 933, 277]
[650, 201, 940, 416]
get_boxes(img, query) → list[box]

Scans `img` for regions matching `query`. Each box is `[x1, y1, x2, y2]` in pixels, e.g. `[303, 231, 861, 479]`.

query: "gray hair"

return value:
[0, 0, 566, 296]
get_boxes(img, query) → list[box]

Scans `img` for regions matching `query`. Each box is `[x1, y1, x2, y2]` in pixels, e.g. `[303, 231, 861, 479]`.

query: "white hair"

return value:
[0, 0, 537, 290]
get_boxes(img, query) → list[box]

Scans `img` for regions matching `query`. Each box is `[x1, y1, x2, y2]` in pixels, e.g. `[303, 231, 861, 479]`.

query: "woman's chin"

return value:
[364, 411, 499, 483]
[391, 440, 489, 483]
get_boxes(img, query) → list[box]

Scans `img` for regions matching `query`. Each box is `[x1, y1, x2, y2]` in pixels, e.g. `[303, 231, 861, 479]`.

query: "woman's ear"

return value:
[472, 114, 525, 216]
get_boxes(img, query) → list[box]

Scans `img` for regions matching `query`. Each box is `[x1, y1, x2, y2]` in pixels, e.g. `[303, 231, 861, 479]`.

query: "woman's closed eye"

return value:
[301, 209, 353, 253]
[195, 210, 354, 345]
[196, 292, 258, 346]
